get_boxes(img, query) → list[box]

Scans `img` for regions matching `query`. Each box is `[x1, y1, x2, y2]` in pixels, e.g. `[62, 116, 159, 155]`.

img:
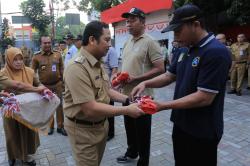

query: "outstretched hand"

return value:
[125, 103, 145, 118]
[130, 82, 146, 101]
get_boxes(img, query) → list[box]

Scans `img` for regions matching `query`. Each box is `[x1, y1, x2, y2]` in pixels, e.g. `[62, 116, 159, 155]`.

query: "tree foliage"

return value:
[58, 0, 126, 13]
[0, 18, 15, 53]
[53, 16, 85, 41]
[226, 0, 250, 25]
[174, 0, 250, 28]
[20, 0, 52, 36]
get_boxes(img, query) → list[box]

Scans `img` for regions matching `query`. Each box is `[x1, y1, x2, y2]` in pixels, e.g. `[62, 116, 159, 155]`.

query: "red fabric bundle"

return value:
[136, 96, 157, 114]
[111, 72, 129, 87]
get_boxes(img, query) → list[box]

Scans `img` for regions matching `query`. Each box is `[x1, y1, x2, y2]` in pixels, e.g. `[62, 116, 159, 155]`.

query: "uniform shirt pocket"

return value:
[39, 61, 48, 71]
[92, 76, 102, 98]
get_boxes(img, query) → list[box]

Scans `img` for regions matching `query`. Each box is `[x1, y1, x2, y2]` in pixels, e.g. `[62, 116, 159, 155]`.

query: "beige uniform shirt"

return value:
[63, 48, 110, 121]
[121, 34, 163, 96]
[32, 50, 64, 85]
[0, 71, 11, 90]
[231, 42, 250, 62]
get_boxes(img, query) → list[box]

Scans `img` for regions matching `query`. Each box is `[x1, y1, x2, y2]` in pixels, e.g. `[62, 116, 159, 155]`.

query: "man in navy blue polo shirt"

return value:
[131, 4, 231, 166]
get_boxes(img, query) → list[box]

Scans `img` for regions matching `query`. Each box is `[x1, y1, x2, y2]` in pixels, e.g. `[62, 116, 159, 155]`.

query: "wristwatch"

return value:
[124, 97, 130, 106]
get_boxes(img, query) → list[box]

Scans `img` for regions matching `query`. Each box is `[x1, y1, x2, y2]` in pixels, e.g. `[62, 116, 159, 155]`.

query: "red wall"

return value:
[223, 25, 250, 42]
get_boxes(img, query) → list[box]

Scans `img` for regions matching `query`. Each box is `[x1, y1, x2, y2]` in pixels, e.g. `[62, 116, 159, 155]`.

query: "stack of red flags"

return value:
[111, 72, 130, 87]
[135, 96, 157, 114]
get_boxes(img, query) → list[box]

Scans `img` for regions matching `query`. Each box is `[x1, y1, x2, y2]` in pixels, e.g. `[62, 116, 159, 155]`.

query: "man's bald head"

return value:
[216, 34, 226, 45]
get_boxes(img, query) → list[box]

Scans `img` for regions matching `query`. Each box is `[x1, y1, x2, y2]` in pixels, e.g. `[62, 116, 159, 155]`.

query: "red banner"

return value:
[101, 0, 173, 24]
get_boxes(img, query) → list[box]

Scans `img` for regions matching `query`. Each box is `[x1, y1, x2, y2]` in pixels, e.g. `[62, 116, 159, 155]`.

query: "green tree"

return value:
[0, 18, 15, 53]
[174, 0, 250, 31]
[59, 0, 126, 13]
[226, 0, 250, 25]
[20, 0, 51, 36]
[53, 16, 85, 41]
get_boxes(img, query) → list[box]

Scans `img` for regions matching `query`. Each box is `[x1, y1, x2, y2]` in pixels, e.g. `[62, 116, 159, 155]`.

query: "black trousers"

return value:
[172, 125, 220, 166]
[123, 103, 152, 166]
[108, 101, 115, 137]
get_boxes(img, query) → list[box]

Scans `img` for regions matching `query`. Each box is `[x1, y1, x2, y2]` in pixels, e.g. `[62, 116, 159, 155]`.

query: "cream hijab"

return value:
[2, 47, 34, 85]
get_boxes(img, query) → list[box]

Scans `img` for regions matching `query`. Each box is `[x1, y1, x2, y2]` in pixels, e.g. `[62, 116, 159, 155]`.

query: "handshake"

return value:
[111, 72, 159, 118]
[125, 95, 158, 118]
[133, 96, 157, 115]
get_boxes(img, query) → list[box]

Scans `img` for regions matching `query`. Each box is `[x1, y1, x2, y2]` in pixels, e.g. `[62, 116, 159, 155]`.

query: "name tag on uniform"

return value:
[52, 64, 57, 72]
[240, 50, 244, 56]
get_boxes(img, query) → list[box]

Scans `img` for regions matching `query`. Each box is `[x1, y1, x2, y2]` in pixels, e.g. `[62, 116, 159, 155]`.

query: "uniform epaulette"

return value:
[74, 55, 86, 64]
[34, 51, 41, 55]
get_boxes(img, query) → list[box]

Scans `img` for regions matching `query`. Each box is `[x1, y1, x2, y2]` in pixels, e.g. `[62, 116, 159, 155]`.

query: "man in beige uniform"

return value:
[32, 36, 67, 136]
[117, 8, 164, 166]
[21, 45, 32, 67]
[228, 34, 250, 96]
[63, 21, 144, 166]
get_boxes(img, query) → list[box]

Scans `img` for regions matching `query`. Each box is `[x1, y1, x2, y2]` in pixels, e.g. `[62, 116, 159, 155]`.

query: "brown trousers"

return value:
[230, 63, 246, 92]
[65, 118, 108, 166]
[45, 81, 64, 129]
[3, 118, 40, 161]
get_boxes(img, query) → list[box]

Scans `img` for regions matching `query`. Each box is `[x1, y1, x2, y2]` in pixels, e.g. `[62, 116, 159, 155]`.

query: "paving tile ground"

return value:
[0, 82, 250, 166]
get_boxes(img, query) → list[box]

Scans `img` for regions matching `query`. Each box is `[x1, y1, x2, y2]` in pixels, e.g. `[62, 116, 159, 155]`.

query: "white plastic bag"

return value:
[12, 92, 60, 134]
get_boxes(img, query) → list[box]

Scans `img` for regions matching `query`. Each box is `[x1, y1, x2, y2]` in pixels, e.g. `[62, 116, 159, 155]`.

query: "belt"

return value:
[42, 80, 61, 86]
[67, 116, 106, 126]
[235, 61, 247, 64]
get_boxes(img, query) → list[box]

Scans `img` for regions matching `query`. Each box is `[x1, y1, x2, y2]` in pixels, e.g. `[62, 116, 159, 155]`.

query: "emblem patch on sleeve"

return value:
[192, 57, 200, 67]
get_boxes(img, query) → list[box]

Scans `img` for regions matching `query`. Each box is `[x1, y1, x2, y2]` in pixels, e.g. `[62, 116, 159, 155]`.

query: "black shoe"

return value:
[236, 91, 242, 96]
[48, 128, 54, 135]
[116, 155, 137, 163]
[57, 128, 68, 136]
[8, 159, 15, 166]
[107, 135, 114, 141]
[227, 90, 236, 94]
[23, 160, 36, 166]
[246, 87, 250, 90]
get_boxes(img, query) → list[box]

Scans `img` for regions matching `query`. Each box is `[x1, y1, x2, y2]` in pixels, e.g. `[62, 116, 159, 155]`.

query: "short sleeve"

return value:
[33, 74, 41, 87]
[148, 40, 163, 62]
[0, 72, 11, 90]
[168, 50, 180, 75]
[31, 56, 39, 71]
[230, 45, 236, 61]
[197, 48, 231, 93]
[59, 54, 64, 77]
[64, 64, 95, 104]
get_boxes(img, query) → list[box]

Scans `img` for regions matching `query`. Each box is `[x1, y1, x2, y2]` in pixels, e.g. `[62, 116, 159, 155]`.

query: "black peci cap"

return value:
[63, 34, 75, 40]
[75, 35, 83, 40]
[121, 7, 146, 19]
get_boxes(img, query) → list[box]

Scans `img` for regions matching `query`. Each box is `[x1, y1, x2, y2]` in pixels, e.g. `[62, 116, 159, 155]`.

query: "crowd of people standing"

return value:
[0, 3, 249, 166]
